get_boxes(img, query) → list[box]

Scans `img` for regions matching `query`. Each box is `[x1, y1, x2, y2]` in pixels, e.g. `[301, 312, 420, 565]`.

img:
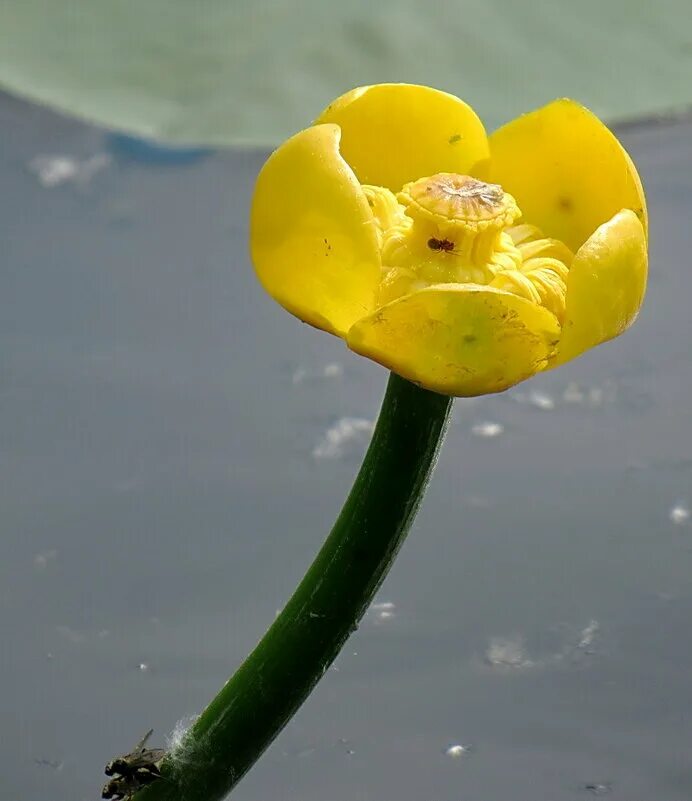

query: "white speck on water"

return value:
[485, 635, 533, 668]
[445, 743, 472, 758]
[563, 382, 585, 404]
[528, 390, 555, 410]
[34, 758, 64, 771]
[369, 600, 396, 623]
[312, 417, 374, 460]
[563, 381, 616, 407]
[55, 625, 85, 644]
[138, 662, 149, 672]
[28, 153, 111, 188]
[471, 421, 504, 438]
[485, 620, 600, 671]
[588, 387, 604, 406]
[576, 620, 600, 651]
[292, 362, 343, 384]
[512, 390, 555, 410]
[670, 504, 690, 525]
[583, 782, 613, 795]
[34, 549, 58, 570]
[323, 363, 343, 378]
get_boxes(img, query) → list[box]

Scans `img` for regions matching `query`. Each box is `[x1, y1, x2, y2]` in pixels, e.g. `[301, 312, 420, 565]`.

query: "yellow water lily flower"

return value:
[250, 84, 647, 396]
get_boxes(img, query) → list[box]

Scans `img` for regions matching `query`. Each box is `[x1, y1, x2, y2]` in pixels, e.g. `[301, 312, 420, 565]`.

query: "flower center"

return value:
[399, 173, 520, 233]
[363, 172, 572, 322]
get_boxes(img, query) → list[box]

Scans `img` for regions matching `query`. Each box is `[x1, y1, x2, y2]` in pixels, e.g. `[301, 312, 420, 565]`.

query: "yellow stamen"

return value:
[364, 174, 571, 320]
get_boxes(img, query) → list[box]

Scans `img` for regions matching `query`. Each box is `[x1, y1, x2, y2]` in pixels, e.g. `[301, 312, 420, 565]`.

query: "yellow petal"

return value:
[551, 209, 647, 367]
[250, 124, 381, 337]
[315, 84, 490, 192]
[346, 284, 560, 397]
[489, 99, 647, 252]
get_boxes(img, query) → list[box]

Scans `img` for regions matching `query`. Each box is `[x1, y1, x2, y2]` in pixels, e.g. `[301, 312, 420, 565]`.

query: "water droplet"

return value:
[471, 421, 504, 438]
[669, 504, 690, 525]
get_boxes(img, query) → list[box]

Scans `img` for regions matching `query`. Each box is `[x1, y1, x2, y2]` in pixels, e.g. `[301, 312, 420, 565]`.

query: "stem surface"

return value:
[138, 373, 452, 801]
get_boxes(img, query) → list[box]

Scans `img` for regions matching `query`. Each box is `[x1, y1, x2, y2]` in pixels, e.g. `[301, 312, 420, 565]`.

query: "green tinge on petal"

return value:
[315, 84, 490, 192]
[551, 209, 648, 367]
[490, 99, 647, 252]
[347, 284, 561, 397]
[250, 124, 381, 337]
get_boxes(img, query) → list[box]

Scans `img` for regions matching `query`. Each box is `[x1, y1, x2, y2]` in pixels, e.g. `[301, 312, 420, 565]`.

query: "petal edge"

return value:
[316, 84, 490, 191]
[551, 209, 647, 367]
[490, 99, 647, 251]
[347, 284, 560, 396]
[250, 124, 381, 336]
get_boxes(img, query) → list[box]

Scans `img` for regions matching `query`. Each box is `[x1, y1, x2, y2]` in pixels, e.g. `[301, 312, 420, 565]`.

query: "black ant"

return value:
[427, 237, 455, 252]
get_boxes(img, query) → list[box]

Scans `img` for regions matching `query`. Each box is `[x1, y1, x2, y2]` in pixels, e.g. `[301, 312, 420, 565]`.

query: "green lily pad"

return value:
[0, 0, 690, 146]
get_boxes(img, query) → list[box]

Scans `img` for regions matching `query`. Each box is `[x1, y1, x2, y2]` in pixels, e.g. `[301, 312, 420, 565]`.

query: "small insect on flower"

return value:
[104, 729, 166, 779]
[427, 237, 456, 253]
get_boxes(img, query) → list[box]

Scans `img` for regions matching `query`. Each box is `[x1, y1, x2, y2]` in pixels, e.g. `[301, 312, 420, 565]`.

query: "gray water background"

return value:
[1, 95, 692, 801]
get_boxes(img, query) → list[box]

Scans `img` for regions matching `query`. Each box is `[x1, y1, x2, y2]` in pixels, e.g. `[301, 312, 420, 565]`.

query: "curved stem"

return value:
[138, 373, 452, 801]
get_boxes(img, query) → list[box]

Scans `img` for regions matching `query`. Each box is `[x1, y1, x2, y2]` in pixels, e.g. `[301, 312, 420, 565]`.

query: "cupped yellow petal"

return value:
[551, 209, 647, 367]
[346, 284, 561, 397]
[315, 84, 490, 192]
[250, 124, 381, 337]
[489, 99, 647, 252]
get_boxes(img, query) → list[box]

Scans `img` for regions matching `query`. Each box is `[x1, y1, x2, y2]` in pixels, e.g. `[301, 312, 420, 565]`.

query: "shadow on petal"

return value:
[550, 209, 647, 367]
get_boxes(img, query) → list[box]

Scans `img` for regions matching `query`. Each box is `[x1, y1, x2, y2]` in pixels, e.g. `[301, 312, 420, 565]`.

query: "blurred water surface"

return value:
[1, 94, 692, 801]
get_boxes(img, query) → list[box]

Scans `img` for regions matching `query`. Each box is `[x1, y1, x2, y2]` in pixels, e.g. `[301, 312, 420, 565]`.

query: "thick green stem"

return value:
[138, 373, 452, 801]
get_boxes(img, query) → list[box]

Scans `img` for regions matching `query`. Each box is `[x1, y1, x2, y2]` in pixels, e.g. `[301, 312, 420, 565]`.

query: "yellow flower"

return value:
[250, 84, 647, 396]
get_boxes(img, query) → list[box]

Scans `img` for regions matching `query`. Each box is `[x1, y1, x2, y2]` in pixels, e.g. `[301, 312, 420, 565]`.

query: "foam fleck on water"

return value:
[28, 153, 110, 188]
[312, 417, 374, 459]
[484, 635, 533, 668]
[471, 421, 504, 438]
[669, 503, 690, 525]
[444, 744, 471, 759]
